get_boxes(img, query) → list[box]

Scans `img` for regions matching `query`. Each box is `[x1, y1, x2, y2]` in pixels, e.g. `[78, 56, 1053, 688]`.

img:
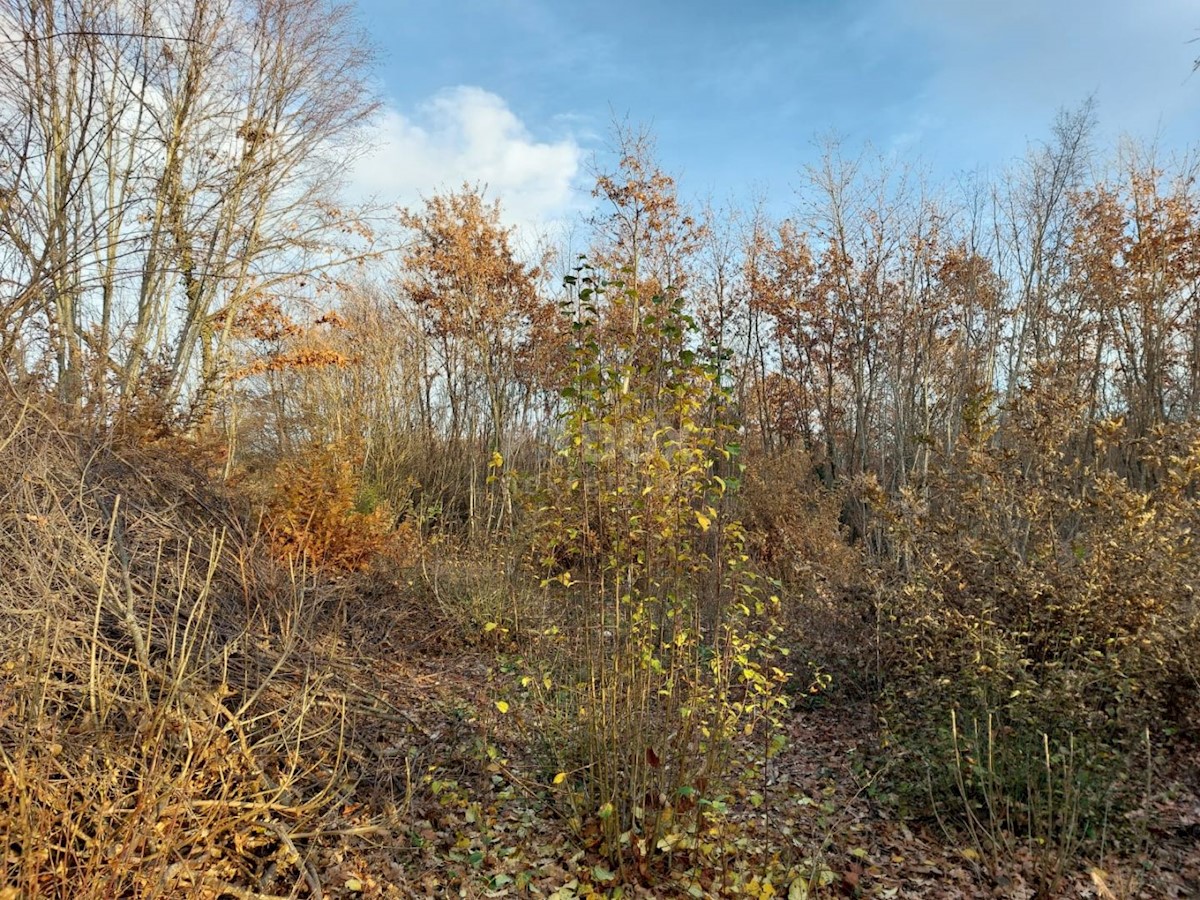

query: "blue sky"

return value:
[348, 0, 1200, 232]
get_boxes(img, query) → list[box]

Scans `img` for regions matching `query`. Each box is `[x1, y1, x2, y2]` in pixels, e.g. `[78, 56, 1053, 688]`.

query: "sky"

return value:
[347, 0, 1200, 235]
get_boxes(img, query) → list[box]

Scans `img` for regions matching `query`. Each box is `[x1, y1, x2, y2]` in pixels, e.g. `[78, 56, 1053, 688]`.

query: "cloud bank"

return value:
[348, 86, 586, 236]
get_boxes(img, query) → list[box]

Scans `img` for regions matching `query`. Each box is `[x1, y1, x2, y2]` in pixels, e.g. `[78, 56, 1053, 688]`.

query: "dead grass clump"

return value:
[0, 395, 361, 898]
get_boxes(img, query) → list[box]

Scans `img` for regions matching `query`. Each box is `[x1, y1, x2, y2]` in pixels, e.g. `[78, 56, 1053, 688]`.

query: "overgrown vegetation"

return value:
[526, 267, 789, 878]
[0, 1, 1198, 895]
[0, 398, 363, 897]
[873, 389, 1200, 890]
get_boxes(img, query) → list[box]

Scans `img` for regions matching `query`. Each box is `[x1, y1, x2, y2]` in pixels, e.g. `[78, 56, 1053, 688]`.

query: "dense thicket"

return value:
[240, 118, 1200, 887]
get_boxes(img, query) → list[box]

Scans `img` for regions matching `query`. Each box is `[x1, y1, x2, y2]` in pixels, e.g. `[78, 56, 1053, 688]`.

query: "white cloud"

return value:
[346, 86, 586, 237]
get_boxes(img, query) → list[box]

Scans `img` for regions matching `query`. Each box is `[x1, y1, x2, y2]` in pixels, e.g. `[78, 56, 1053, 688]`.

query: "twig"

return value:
[269, 821, 323, 900]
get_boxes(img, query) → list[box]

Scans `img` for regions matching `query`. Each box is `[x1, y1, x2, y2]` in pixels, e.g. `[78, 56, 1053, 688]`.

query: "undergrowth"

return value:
[518, 267, 791, 885]
[0, 397, 367, 898]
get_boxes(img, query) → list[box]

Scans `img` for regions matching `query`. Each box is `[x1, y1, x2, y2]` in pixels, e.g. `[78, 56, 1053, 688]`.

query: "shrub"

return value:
[874, 383, 1200, 889]
[738, 445, 867, 694]
[527, 266, 790, 872]
[265, 441, 416, 572]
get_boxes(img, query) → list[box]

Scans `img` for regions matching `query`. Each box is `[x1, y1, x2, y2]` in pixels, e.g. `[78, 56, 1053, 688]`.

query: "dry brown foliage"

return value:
[869, 381, 1200, 890]
[0, 392, 368, 898]
[739, 446, 860, 594]
[264, 442, 417, 573]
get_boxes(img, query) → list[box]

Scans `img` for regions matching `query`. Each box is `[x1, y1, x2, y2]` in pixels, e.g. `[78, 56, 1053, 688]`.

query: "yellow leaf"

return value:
[495, 700, 510, 714]
[489, 451, 503, 469]
[694, 511, 712, 532]
[554, 772, 567, 785]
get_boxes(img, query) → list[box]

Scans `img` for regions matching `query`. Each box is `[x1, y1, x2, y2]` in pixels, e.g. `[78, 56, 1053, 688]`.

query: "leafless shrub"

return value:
[0, 388, 367, 898]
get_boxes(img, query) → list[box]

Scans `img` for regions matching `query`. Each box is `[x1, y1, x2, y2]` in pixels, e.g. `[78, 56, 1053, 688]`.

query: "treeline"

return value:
[4, 2, 1196, 535]
[240, 110, 1200, 549]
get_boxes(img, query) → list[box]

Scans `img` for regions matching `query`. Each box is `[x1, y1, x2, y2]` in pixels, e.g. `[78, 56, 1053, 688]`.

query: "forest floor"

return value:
[289, 596, 1200, 900]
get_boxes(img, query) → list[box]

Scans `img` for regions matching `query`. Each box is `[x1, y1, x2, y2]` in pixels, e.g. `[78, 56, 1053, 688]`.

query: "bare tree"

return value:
[0, 0, 377, 423]
[994, 101, 1096, 400]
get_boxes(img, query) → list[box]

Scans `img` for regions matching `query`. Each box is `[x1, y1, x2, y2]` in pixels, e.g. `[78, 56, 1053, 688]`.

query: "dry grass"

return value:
[0, 394, 370, 899]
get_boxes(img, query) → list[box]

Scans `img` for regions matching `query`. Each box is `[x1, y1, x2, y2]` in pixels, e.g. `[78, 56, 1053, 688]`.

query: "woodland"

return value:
[0, 0, 1198, 898]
